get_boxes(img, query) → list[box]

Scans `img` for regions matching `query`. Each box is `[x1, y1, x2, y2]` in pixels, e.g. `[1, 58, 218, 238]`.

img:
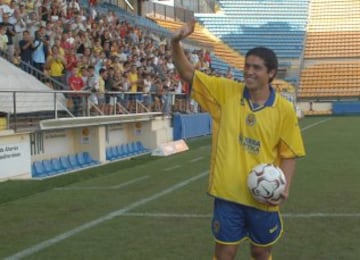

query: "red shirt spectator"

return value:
[65, 49, 78, 72]
[89, 0, 97, 7]
[68, 70, 84, 96]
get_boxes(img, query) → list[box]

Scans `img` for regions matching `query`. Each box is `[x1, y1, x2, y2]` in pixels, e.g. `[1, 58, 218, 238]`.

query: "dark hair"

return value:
[245, 47, 278, 82]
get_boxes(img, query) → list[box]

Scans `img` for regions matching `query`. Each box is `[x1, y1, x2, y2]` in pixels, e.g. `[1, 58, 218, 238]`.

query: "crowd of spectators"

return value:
[0, 0, 223, 116]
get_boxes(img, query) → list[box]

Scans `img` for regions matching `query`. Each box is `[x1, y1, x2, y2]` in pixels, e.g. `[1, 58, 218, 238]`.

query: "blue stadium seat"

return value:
[42, 159, 60, 175]
[106, 147, 112, 160]
[135, 141, 150, 153]
[126, 143, 136, 156]
[31, 164, 37, 177]
[76, 152, 92, 167]
[122, 143, 132, 157]
[51, 158, 66, 173]
[82, 152, 99, 165]
[68, 155, 82, 169]
[106, 147, 117, 161]
[116, 144, 127, 158]
[60, 156, 75, 171]
[111, 146, 120, 159]
[131, 142, 141, 154]
[33, 161, 48, 177]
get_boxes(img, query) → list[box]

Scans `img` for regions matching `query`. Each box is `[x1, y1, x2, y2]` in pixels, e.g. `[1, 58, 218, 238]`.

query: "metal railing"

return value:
[0, 88, 189, 131]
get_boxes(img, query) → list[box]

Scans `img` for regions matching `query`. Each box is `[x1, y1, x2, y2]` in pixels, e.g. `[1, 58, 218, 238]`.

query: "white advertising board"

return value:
[0, 141, 31, 180]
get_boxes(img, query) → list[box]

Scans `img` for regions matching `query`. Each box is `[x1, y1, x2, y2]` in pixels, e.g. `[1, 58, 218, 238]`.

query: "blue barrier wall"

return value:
[173, 113, 212, 140]
[333, 102, 360, 115]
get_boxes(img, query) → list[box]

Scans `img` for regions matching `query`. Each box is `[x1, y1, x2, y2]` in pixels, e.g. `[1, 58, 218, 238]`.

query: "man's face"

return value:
[244, 55, 275, 91]
[23, 31, 30, 40]
[2, 14, 9, 22]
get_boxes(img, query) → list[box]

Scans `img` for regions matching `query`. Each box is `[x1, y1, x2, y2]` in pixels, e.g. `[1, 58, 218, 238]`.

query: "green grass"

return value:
[1, 116, 360, 259]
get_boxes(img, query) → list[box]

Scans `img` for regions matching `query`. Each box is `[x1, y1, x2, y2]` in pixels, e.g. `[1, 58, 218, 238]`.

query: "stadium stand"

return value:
[151, 17, 293, 90]
[300, 0, 360, 100]
[195, 0, 309, 59]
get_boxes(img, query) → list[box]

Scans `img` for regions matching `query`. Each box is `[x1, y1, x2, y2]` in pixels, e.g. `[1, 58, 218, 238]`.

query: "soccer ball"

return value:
[247, 163, 287, 203]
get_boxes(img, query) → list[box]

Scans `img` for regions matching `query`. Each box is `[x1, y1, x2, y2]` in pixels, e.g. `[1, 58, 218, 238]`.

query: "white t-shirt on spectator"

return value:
[0, 4, 11, 23]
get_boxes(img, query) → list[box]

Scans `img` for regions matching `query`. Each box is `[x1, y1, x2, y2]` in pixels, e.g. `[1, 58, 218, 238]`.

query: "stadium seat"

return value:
[68, 155, 82, 169]
[76, 152, 92, 167]
[60, 156, 75, 171]
[106, 147, 112, 160]
[42, 159, 61, 175]
[31, 164, 36, 177]
[116, 144, 127, 158]
[111, 146, 120, 159]
[33, 161, 49, 177]
[51, 158, 66, 173]
[126, 143, 136, 156]
[106, 147, 117, 161]
[122, 143, 132, 157]
[82, 152, 99, 165]
[131, 142, 141, 154]
[136, 141, 151, 153]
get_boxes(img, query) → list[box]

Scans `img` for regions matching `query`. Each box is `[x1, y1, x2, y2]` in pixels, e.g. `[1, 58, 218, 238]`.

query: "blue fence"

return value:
[332, 102, 360, 115]
[173, 113, 212, 140]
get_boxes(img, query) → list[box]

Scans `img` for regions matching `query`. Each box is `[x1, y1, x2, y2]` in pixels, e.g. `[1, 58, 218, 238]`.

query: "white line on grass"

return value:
[5, 171, 208, 260]
[283, 213, 360, 218]
[190, 156, 204, 163]
[163, 165, 181, 171]
[301, 118, 332, 132]
[120, 212, 360, 218]
[53, 176, 149, 191]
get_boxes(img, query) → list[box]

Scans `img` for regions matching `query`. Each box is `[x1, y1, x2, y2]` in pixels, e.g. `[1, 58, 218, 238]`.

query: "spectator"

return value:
[127, 64, 139, 112]
[25, 11, 40, 38]
[18, 30, 33, 72]
[25, 0, 35, 14]
[45, 44, 66, 90]
[0, 24, 7, 52]
[31, 26, 48, 76]
[64, 47, 77, 80]
[38, 0, 50, 24]
[68, 66, 85, 116]
[0, 12, 16, 60]
[162, 84, 171, 115]
[95, 67, 107, 114]
[142, 72, 153, 111]
[0, 1, 11, 23]
[68, 0, 80, 13]
[14, 8, 27, 52]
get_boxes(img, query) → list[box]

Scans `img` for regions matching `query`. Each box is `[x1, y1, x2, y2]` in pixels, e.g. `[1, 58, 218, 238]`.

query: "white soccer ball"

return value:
[247, 163, 287, 203]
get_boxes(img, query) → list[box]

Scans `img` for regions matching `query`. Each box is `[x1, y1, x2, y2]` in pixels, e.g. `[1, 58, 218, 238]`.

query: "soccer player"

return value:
[171, 20, 306, 260]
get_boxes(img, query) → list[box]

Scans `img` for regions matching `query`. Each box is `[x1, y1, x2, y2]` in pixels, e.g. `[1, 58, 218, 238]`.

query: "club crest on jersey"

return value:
[246, 113, 256, 126]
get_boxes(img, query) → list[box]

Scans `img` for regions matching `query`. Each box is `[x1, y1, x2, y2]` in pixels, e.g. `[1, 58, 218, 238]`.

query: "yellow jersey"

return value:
[128, 72, 138, 93]
[192, 71, 305, 211]
[48, 56, 64, 77]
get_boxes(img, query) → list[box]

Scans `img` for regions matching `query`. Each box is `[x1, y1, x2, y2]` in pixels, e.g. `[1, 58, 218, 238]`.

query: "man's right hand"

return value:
[171, 19, 196, 43]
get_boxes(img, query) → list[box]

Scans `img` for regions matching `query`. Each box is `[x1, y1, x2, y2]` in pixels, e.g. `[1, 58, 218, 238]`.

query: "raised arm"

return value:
[170, 20, 196, 84]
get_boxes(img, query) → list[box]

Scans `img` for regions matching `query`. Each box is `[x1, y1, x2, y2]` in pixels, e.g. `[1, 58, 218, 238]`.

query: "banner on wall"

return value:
[81, 128, 90, 144]
[151, 139, 189, 157]
[0, 141, 31, 180]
